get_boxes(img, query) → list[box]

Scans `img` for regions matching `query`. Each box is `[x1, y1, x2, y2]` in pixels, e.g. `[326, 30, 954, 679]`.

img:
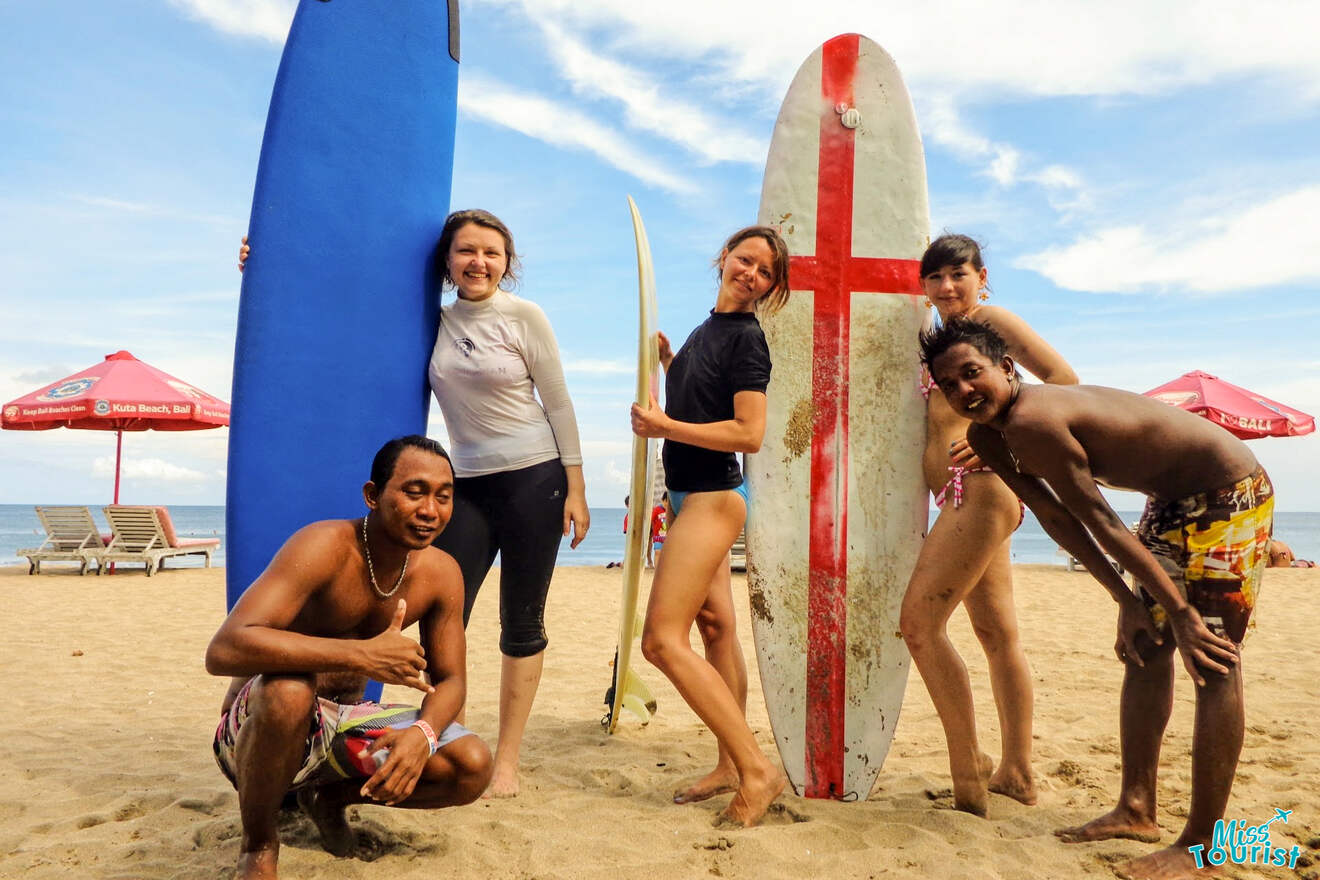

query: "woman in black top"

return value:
[630, 225, 790, 827]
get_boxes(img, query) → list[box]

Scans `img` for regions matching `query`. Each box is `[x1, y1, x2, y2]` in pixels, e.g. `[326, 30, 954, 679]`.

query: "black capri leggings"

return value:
[431, 458, 566, 657]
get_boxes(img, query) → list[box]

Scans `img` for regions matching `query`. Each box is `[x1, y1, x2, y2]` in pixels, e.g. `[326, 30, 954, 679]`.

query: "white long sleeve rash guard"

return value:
[428, 290, 584, 478]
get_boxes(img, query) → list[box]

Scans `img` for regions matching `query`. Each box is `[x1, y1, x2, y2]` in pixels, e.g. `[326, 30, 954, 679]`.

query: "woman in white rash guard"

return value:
[427, 209, 589, 798]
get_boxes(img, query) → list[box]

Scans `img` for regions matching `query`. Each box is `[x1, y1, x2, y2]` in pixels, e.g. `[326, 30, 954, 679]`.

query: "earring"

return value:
[978, 289, 989, 302]
[924, 299, 933, 309]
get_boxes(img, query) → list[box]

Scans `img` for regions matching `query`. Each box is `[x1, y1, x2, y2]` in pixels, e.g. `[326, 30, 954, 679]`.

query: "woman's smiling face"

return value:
[922, 261, 986, 320]
[716, 236, 776, 312]
[446, 222, 508, 302]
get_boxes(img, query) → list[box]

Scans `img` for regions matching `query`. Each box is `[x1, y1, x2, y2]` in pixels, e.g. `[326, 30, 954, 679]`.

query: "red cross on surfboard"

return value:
[788, 33, 922, 799]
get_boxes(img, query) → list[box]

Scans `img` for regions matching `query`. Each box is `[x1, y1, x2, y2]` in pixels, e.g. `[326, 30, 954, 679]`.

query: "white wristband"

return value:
[411, 719, 440, 755]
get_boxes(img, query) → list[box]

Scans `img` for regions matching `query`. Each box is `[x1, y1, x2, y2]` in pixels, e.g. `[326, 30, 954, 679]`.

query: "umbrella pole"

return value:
[114, 430, 123, 504]
[109, 430, 123, 575]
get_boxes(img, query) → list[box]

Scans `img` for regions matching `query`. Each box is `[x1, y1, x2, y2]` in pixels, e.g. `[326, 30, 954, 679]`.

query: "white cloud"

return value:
[68, 194, 237, 228]
[562, 358, 632, 375]
[178, 0, 1320, 107]
[457, 73, 698, 195]
[92, 456, 209, 483]
[921, 96, 1087, 203]
[535, 21, 765, 165]
[476, 0, 1320, 102]
[923, 98, 1023, 187]
[580, 439, 633, 457]
[1031, 165, 1083, 191]
[168, 0, 295, 44]
[1016, 184, 1320, 293]
[13, 366, 75, 386]
[603, 458, 630, 486]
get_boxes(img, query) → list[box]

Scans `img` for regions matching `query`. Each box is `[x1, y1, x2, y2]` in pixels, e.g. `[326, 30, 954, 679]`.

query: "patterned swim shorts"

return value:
[1135, 466, 1273, 644]
[213, 677, 473, 790]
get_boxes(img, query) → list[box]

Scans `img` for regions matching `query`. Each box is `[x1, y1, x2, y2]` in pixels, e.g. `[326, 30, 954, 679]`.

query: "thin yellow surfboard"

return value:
[604, 196, 660, 732]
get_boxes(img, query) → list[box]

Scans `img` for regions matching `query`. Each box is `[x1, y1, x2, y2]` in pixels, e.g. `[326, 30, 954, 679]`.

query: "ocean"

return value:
[2, 504, 1317, 571]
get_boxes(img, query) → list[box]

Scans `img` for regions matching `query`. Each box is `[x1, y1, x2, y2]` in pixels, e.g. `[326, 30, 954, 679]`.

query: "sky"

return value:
[2, 0, 1319, 512]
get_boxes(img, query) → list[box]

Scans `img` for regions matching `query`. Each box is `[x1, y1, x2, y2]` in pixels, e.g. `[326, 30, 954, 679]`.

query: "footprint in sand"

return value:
[763, 802, 811, 824]
[191, 818, 240, 849]
[173, 791, 232, 816]
[588, 767, 644, 793]
[110, 790, 177, 822]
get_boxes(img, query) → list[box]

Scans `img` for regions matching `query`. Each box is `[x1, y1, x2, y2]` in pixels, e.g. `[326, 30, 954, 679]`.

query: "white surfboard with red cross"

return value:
[746, 33, 929, 801]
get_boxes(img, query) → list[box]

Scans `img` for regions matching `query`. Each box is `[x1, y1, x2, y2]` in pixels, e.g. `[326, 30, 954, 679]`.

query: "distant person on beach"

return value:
[205, 435, 491, 880]
[652, 492, 671, 566]
[922, 317, 1273, 880]
[609, 496, 632, 569]
[1268, 539, 1294, 566]
[243, 210, 589, 798]
[1268, 538, 1315, 567]
[620, 493, 667, 568]
[630, 225, 791, 827]
[901, 234, 1077, 816]
[619, 493, 668, 568]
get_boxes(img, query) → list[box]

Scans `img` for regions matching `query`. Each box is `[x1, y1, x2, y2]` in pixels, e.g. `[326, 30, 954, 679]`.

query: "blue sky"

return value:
[2, 0, 1318, 510]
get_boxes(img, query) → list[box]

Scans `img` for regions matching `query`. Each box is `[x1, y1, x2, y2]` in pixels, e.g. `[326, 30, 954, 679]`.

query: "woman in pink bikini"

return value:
[899, 234, 1077, 816]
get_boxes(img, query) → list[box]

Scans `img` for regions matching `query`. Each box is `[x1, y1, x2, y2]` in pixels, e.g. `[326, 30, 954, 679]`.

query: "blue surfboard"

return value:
[226, 0, 460, 615]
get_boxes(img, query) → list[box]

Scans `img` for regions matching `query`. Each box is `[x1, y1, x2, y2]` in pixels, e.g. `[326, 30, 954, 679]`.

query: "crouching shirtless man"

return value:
[922, 318, 1273, 880]
[206, 435, 492, 879]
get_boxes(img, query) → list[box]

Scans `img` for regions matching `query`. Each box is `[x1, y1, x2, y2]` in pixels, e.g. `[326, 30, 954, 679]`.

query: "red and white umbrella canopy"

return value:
[2, 350, 229, 432]
[2, 350, 229, 502]
[1143, 370, 1314, 440]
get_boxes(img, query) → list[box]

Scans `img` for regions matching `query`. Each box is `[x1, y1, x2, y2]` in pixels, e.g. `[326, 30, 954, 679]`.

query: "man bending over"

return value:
[206, 435, 491, 879]
[922, 318, 1272, 880]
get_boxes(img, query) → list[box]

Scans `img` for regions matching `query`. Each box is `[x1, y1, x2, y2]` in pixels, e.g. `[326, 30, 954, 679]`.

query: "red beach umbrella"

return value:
[1143, 370, 1314, 440]
[1, 350, 230, 502]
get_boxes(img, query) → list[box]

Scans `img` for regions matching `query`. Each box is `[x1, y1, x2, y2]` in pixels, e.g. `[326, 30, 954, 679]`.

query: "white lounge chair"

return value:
[1056, 545, 1125, 575]
[18, 506, 109, 575]
[100, 506, 220, 576]
[730, 528, 747, 572]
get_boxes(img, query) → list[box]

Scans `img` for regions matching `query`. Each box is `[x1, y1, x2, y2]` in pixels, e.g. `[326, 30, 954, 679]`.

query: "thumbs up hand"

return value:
[363, 600, 433, 693]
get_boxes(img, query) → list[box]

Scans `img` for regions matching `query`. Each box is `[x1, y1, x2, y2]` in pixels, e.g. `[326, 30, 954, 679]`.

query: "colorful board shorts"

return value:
[213, 677, 473, 790]
[1135, 466, 1274, 644]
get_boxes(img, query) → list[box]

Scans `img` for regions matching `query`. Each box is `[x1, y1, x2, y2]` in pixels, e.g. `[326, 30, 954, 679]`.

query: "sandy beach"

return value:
[1, 561, 1316, 879]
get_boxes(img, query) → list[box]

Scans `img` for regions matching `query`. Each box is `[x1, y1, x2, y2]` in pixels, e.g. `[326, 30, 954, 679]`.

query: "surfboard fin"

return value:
[603, 651, 658, 729]
[622, 667, 658, 718]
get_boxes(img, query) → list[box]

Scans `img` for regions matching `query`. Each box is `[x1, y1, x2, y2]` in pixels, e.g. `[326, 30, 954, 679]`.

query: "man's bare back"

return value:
[975, 383, 1257, 502]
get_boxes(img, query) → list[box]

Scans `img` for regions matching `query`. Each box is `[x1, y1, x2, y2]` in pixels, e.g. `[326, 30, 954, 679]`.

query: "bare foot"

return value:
[952, 753, 994, 817]
[715, 769, 786, 828]
[1114, 845, 1201, 880]
[1055, 806, 1161, 844]
[674, 765, 739, 805]
[988, 766, 1037, 806]
[296, 787, 356, 856]
[482, 763, 519, 799]
[235, 847, 279, 880]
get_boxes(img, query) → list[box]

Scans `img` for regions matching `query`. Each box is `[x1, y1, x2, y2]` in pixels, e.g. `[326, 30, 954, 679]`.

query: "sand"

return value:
[1, 561, 1317, 879]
